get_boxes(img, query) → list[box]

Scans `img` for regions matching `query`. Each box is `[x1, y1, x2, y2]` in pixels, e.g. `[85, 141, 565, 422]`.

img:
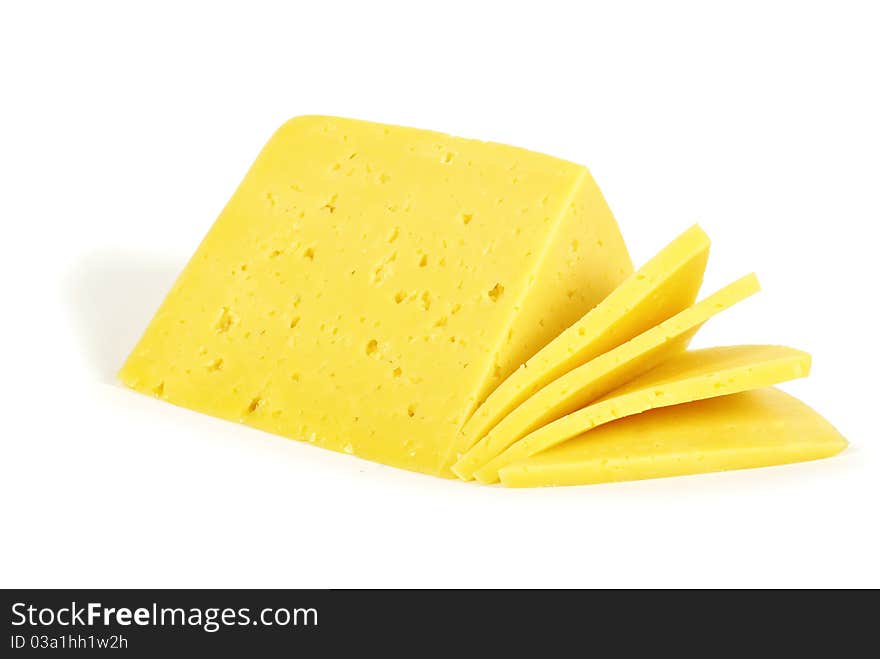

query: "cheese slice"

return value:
[452, 273, 759, 480]
[118, 116, 631, 478]
[474, 345, 811, 483]
[498, 388, 847, 487]
[454, 224, 709, 459]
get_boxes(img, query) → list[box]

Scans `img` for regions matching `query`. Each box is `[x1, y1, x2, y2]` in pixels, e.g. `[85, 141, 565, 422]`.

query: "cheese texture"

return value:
[474, 345, 811, 483]
[454, 224, 710, 459]
[498, 388, 846, 487]
[453, 273, 759, 480]
[118, 116, 631, 478]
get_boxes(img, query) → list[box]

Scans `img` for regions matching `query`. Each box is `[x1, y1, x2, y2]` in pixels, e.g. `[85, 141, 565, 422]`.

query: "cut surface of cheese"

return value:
[452, 273, 759, 480]
[118, 116, 631, 477]
[498, 388, 847, 487]
[454, 224, 710, 459]
[474, 345, 811, 483]
[486, 168, 633, 396]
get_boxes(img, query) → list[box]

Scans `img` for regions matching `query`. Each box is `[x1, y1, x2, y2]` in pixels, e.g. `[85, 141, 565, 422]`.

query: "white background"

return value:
[1, 1, 877, 588]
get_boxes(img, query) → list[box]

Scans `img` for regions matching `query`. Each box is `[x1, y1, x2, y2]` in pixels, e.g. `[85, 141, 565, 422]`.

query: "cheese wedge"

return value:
[474, 345, 811, 483]
[498, 388, 847, 487]
[453, 273, 759, 480]
[454, 224, 710, 459]
[118, 116, 631, 477]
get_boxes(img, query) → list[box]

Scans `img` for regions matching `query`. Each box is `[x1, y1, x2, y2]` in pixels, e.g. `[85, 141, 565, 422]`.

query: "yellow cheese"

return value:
[487, 168, 633, 394]
[118, 116, 631, 478]
[453, 273, 759, 480]
[498, 388, 847, 487]
[474, 345, 811, 483]
[455, 224, 709, 459]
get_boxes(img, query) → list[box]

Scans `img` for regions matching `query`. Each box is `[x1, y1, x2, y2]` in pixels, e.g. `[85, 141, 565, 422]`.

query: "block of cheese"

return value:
[474, 345, 811, 483]
[454, 224, 710, 460]
[118, 116, 632, 478]
[498, 388, 846, 487]
[453, 273, 759, 480]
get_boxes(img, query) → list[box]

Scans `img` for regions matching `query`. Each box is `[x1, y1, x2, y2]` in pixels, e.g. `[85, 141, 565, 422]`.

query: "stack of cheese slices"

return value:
[120, 116, 847, 487]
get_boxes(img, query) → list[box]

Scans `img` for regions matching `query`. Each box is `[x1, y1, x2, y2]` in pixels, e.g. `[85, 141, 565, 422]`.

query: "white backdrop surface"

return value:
[1, 1, 877, 588]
